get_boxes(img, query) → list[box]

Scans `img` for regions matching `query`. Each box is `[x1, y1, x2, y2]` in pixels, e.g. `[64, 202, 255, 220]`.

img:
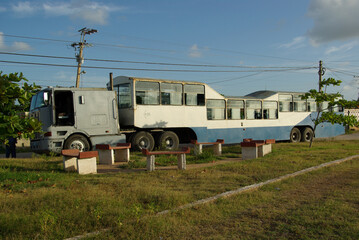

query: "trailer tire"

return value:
[157, 131, 179, 150]
[290, 127, 301, 143]
[131, 131, 155, 151]
[64, 134, 90, 152]
[301, 127, 314, 142]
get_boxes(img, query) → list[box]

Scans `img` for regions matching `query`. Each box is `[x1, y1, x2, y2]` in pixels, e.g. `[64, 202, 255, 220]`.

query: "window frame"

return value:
[116, 83, 132, 108]
[263, 101, 278, 119]
[135, 81, 160, 105]
[227, 99, 245, 120]
[207, 99, 226, 120]
[160, 82, 183, 105]
[246, 100, 262, 120]
[279, 94, 293, 112]
[184, 84, 205, 106]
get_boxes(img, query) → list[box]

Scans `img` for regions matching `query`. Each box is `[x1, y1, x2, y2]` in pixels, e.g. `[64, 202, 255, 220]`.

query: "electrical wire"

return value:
[0, 59, 316, 73]
[1, 33, 314, 63]
[207, 73, 263, 84]
[0, 51, 317, 70]
[326, 67, 359, 77]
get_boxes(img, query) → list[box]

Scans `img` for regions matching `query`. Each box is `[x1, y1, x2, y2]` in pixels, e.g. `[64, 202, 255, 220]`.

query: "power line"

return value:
[97, 31, 314, 62]
[208, 73, 263, 84]
[0, 59, 316, 73]
[0, 33, 178, 53]
[0, 51, 316, 70]
[1, 33, 313, 63]
[0, 33, 73, 44]
[326, 67, 359, 77]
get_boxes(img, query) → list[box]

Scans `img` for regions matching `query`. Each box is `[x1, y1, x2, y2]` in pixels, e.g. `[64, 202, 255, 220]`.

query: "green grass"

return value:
[110, 160, 359, 240]
[121, 147, 226, 169]
[1, 140, 359, 239]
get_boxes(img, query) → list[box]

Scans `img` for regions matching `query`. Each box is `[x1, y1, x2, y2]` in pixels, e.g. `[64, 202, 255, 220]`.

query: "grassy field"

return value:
[1, 140, 359, 239]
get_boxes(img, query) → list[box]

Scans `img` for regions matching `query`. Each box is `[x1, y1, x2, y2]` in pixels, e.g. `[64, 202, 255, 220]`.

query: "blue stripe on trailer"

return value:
[192, 123, 345, 143]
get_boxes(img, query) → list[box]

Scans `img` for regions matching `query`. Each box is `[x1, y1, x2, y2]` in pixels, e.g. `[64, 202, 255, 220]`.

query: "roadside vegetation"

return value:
[1, 140, 359, 239]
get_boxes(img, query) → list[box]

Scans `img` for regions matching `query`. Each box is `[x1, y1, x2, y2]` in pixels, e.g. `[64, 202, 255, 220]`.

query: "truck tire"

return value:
[157, 131, 179, 150]
[64, 134, 90, 152]
[131, 131, 155, 151]
[290, 127, 301, 143]
[301, 127, 314, 142]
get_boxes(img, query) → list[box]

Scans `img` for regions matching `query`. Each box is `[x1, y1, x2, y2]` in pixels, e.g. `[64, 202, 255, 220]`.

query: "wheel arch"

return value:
[63, 132, 92, 150]
[158, 128, 197, 144]
[128, 127, 198, 144]
[296, 125, 315, 137]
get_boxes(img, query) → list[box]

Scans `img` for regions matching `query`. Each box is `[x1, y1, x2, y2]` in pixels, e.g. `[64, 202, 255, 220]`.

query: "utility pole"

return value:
[72, 27, 97, 88]
[318, 60, 325, 92]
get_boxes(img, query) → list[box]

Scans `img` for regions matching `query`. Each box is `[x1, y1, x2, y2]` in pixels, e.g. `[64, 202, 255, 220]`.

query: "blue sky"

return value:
[1, 0, 359, 100]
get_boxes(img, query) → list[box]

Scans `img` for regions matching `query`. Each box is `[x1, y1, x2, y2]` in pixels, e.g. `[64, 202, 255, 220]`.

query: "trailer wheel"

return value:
[131, 131, 155, 151]
[64, 134, 90, 152]
[157, 131, 179, 150]
[290, 127, 301, 143]
[301, 127, 314, 142]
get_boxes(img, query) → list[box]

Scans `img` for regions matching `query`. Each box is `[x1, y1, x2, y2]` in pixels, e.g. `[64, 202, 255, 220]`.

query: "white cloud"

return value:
[341, 78, 359, 100]
[325, 41, 358, 54]
[188, 44, 202, 58]
[0, 32, 32, 51]
[44, 1, 126, 25]
[72, 8, 108, 25]
[11, 1, 36, 15]
[279, 36, 306, 49]
[10, 1, 126, 25]
[307, 0, 359, 45]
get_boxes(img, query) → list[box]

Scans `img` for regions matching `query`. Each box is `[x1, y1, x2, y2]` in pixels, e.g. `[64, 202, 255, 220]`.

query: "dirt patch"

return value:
[317, 131, 359, 141]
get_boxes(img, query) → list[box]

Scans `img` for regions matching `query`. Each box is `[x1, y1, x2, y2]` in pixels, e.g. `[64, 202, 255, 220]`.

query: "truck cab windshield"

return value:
[30, 91, 50, 111]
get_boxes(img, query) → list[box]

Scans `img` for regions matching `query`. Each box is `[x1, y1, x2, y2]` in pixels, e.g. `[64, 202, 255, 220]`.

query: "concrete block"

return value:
[63, 156, 77, 172]
[194, 144, 203, 155]
[213, 144, 222, 156]
[77, 157, 97, 174]
[177, 153, 186, 170]
[146, 155, 155, 172]
[258, 144, 272, 157]
[114, 148, 130, 162]
[241, 146, 258, 160]
[98, 149, 114, 165]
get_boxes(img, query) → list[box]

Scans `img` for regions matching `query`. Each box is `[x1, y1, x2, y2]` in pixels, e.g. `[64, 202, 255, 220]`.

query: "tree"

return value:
[301, 77, 358, 147]
[0, 72, 42, 145]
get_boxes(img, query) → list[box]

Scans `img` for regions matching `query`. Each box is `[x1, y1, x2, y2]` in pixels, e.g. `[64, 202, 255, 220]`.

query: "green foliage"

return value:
[301, 77, 359, 147]
[0, 72, 42, 144]
[320, 112, 358, 126]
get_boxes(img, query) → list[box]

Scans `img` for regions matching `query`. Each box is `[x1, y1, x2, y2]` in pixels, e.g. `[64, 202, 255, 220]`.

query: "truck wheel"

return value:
[301, 128, 314, 142]
[290, 127, 301, 143]
[157, 131, 179, 150]
[64, 135, 90, 152]
[131, 131, 155, 151]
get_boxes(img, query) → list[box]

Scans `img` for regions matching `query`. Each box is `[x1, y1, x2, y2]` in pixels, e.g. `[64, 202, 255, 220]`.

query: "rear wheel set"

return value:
[130, 130, 180, 151]
[290, 127, 314, 143]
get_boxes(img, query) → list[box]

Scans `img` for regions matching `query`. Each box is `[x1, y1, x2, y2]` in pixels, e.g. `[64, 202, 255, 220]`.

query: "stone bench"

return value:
[142, 147, 191, 172]
[61, 149, 98, 174]
[240, 139, 275, 160]
[95, 143, 131, 165]
[191, 139, 224, 156]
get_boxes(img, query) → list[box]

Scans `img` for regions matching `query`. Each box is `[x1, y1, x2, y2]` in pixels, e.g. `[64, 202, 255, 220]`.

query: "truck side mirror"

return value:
[43, 92, 49, 105]
[79, 96, 85, 104]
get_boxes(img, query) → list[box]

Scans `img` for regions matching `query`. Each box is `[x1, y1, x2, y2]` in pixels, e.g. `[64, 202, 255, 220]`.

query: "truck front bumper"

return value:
[30, 138, 64, 154]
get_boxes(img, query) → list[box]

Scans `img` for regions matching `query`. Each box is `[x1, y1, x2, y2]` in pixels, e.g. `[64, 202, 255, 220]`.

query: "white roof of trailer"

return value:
[113, 76, 204, 85]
